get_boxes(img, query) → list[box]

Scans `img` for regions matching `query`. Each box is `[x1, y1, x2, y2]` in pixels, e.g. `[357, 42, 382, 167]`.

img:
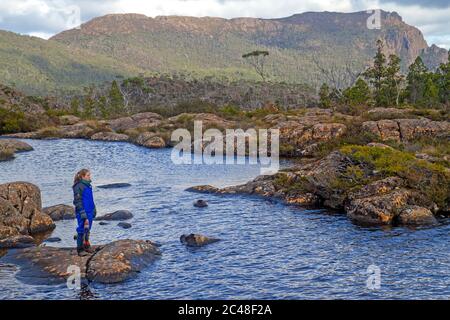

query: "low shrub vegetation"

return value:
[341, 145, 450, 209]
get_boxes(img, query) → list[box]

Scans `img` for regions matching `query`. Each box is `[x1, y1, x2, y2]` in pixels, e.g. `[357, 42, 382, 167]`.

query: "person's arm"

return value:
[73, 184, 87, 219]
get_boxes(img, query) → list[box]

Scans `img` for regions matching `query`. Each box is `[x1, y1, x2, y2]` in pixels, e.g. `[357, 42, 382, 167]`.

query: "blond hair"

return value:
[74, 169, 90, 185]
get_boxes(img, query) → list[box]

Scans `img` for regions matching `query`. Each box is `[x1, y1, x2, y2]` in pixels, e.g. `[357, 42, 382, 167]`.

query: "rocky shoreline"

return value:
[2, 107, 449, 227]
[189, 147, 449, 226]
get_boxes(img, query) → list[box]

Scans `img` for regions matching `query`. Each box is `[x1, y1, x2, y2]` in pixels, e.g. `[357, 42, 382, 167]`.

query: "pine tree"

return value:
[422, 75, 439, 107]
[385, 54, 404, 106]
[364, 40, 387, 107]
[343, 78, 370, 106]
[70, 97, 80, 116]
[109, 80, 125, 115]
[406, 56, 428, 105]
[437, 50, 450, 105]
[82, 86, 96, 119]
[319, 83, 332, 108]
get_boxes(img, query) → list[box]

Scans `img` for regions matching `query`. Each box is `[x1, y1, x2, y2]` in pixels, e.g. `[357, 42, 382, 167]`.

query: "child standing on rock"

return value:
[73, 169, 97, 256]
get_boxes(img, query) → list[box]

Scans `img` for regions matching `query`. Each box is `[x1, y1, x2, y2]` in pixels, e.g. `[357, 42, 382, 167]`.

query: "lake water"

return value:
[0, 139, 449, 300]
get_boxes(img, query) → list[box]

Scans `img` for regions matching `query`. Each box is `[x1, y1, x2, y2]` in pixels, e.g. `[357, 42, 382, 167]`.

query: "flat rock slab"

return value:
[4, 240, 161, 285]
[98, 183, 132, 189]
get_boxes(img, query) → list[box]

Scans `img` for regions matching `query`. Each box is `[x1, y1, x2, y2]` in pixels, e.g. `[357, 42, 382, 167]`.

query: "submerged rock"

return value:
[193, 200, 208, 208]
[44, 237, 62, 243]
[98, 183, 132, 189]
[5, 239, 161, 284]
[180, 234, 220, 247]
[187, 185, 220, 194]
[96, 210, 133, 221]
[43, 204, 75, 221]
[118, 222, 132, 229]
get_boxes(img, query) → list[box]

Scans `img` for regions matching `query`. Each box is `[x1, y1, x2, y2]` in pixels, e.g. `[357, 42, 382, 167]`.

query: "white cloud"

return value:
[0, 0, 449, 48]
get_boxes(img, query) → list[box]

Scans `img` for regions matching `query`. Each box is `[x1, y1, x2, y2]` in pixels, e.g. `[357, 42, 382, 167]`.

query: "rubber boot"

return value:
[83, 220, 94, 253]
[76, 233, 86, 256]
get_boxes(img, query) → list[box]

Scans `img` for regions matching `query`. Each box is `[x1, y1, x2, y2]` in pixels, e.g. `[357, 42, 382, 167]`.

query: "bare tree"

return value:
[243, 50, 270, 82]
[312, 56, 364, 97]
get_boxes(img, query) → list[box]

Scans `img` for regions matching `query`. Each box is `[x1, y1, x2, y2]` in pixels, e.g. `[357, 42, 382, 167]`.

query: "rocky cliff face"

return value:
[51, 11, 448, 86]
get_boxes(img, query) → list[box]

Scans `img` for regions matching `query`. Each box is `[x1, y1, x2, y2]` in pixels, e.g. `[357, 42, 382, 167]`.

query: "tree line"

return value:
[319, 40, 450, 109]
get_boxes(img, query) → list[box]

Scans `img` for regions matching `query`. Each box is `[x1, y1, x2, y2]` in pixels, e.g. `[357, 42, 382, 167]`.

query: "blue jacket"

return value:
[73, 180, 96, 218]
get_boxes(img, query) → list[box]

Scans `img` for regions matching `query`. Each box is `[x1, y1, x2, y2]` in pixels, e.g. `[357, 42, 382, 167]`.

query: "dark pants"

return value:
[76, 212, 94, 248]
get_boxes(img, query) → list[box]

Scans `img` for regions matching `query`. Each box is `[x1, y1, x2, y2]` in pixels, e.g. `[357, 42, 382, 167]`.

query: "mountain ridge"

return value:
[49, 10, 449, 75]
[0, 10, 448, 95]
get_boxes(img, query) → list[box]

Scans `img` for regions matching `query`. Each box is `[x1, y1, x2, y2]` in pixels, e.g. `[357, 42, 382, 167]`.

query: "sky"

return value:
[0, 0, 449, 49]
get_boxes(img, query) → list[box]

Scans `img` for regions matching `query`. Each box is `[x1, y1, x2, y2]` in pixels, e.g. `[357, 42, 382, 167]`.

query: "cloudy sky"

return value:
[0, 0, 449, 48]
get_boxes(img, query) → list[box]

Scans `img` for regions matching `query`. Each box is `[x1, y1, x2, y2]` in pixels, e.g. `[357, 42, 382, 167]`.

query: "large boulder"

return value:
[0, 139, 33, 161]
[4, 240, 161, 284]
[398, 206, 438, 225]
[43, 204, 75, 221]
[57, 123, 95, 139]
[0, 182, 55, 243]
[345, 177, 437, 225]
[0, 139, 33, 153]
[59, 115, 81, 125]
[135, 132, 166, 149]
[363, 118, 450, 142]
[108, 112, 163, 131]
[168, 113, 233, 128]
[262, 109, 349, 156]
[90, 132, 129, 142]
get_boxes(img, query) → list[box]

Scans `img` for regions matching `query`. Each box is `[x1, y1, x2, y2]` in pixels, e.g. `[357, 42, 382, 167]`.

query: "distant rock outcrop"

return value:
[362, 119, 450, 142]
